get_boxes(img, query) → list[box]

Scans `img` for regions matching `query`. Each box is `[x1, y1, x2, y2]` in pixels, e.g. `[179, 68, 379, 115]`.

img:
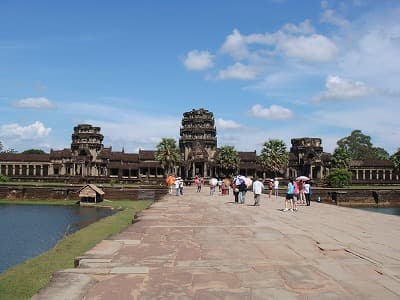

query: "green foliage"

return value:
[337, 130, 389, 160]
[0, 175, 10, 182]
[21, 149, 46, 154]
[258, 139, 288, 176]
[326, 168, 352, 187]
[331, 146, 351, 169]
[391, 150, 400, 175]
[215, 145, 240, 177]
[155, 138, 181, 175]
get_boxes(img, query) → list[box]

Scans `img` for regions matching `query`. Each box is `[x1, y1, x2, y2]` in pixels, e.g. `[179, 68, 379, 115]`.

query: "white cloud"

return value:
[314, 75, 377, 102]
[218, 20, 337, 66]
[0, 121, 51, 139]
[219, 29, 250, 60]
[218, 63, 260, 80]
[215, 118, 242, 129]
[183, 50, 214, 70]
[281, 19, 315, 34]
[320, 9, 349, 27]
[249, 104, 293, 120]
[14, 97, 55, 109]
[278, 34, 338, 62]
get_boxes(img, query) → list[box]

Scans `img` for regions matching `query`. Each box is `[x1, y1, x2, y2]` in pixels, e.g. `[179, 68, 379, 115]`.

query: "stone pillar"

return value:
[203, 162, 207, 178]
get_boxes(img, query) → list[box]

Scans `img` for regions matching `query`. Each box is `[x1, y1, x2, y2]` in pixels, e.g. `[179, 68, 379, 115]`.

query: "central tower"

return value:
[179, 108, 217, 178]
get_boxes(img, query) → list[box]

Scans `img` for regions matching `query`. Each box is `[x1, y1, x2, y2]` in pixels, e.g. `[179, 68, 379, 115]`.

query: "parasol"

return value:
[222, 178, 231, 186]
[166, 175, 175, 185]
[296, 176, 310, 181]
[209, 178, 218, 186]
[244, 177, 253, 187]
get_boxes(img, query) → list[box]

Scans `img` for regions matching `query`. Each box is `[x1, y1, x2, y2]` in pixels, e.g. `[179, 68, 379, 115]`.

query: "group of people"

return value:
[284, 178, 312, 212]
[167, 174, 312, 211]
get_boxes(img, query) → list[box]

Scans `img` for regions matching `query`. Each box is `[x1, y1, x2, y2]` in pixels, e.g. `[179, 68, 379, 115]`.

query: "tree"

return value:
[215, 145, 240, 177]
[258, 139, 288, 177]
[331, 146, 351, 169]
[0, 140, 17, 154]
[155, 138, 181, 175]
[22, 149, 46, 154]
[391, 148, 400, 179]
[326, 168, 352, 187]
[337, 129, 389, 160]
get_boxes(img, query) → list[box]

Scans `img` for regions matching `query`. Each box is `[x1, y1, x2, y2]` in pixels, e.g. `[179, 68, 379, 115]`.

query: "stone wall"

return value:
[311, 188, 400, 207]
[0, 185, 167, 201]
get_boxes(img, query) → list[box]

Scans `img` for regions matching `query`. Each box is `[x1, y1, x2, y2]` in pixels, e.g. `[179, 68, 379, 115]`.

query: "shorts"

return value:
[286, 193, 294, 200]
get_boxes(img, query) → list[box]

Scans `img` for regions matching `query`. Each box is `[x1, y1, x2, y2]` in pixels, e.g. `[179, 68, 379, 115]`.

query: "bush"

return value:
[0, 175, 9, 182]
[326, 168, 352, 187]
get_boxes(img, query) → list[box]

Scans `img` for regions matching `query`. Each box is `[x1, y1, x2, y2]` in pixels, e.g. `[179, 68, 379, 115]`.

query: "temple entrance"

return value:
[195, 162, 204, 177]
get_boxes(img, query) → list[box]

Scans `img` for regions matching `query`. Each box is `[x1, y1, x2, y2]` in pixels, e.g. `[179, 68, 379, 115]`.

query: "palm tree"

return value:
[215, 145, 240, 177]
[258, 139, 288, 177]
[155, 138, 181, 176]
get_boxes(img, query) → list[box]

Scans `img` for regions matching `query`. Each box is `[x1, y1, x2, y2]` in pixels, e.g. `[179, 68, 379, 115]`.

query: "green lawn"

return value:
[0, 199, 152, 300]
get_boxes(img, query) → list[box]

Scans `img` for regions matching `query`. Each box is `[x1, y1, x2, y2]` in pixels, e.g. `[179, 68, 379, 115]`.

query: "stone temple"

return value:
[0, 108, 397, 184]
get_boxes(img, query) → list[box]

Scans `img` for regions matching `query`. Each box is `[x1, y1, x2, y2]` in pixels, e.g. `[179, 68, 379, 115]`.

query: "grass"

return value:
[0, 199, 152, 300]
[0, 199, 78, 206]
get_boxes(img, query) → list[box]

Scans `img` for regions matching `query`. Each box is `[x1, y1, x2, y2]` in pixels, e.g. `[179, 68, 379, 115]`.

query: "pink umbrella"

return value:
[244, 177, 253, 187]
[296, 176, 310, 181]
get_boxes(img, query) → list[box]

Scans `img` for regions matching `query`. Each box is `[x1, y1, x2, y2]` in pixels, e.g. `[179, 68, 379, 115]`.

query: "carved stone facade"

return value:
[0, 110, 397, 184]
[179, 108, 217, 178]
[288, 138, 330, 180]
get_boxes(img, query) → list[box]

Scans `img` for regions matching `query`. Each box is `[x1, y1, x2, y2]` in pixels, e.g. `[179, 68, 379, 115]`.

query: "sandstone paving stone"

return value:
[32, 273, 96, 300]
[33, 186, 400, 299]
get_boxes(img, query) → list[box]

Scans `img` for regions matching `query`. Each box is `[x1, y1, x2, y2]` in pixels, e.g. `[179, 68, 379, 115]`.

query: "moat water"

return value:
[0, 204, 115, 273]
[357, 206, 400, 216]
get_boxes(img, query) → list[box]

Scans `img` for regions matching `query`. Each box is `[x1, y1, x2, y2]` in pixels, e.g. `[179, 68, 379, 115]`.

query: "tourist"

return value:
[252, 178, 265, 206]
[195, 176, 202, 192]
[284, 178, 295, 211]
[174, 177, 181, 196]
[179, 178, 184, 195]
[304, 180, 311, 206]
[238, 180, 247, 204]
[298, 180, 306, 205]
[268, 179, 273, 198]
[293, 180, 299, 206]
[217, 178, 222, 192]
[273, 178, 279, 198]
[210, 183, 216, 196]
[231, 179, 239, 203]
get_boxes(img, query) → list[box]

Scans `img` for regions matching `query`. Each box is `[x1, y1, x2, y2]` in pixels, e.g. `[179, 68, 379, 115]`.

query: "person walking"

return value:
[284, 178, 295, 211]
[174, 177, 181, 196]
[273, 178, 279, 198]
[195, 176, 202, 192]
[231, 180, 239, 203]
[304, 180, 311, 206]
[238, 180, 247, 204]
[268, 179, 273, 199]
[252, 178, 265, 206]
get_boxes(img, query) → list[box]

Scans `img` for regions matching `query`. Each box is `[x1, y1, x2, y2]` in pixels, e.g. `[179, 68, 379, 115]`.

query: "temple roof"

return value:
[139, 150, 156, 160]
[50, 149, 72, 158]
[0, 153, 50, 162]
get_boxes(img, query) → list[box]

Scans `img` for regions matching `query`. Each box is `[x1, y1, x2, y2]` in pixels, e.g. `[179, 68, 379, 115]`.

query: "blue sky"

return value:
[1, 0, 399, 155]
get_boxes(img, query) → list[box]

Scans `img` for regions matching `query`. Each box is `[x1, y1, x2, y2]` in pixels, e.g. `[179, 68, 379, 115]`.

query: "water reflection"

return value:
[0, 204, 115, 273]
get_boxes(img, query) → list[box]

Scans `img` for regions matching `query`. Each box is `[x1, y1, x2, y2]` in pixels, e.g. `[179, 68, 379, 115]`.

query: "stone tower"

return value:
[179, 108, 217, 178]
[289, 137, 324, 178]
[71, 124, 104, 162]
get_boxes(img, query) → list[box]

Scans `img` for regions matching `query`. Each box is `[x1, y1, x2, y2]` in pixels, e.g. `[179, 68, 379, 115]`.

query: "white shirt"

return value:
[253, 180, 265, 195]
[274, 180, 279, 189]
[304, 183, 310, 194]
